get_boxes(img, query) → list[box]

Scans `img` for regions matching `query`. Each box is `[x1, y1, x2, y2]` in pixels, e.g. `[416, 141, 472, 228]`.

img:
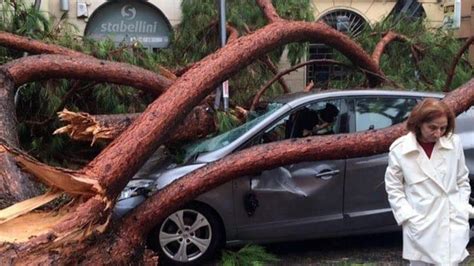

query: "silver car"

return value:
[115, 90, 474, 265]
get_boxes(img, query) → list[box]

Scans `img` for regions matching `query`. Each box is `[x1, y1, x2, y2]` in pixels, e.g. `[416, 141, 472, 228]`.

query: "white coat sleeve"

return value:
[455, 139, 474, 218]
[385, 150, 418, 225]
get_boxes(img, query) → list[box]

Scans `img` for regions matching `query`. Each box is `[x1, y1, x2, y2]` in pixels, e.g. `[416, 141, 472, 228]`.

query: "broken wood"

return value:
[54, 104, 216, 145]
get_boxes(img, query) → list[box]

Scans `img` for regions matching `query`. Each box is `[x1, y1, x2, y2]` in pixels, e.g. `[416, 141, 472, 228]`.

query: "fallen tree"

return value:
[0, 0, 472, 264]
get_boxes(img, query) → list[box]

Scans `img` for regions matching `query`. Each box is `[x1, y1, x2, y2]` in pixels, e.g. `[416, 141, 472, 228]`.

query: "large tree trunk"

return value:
[0, 73, 41, 207]
[0, 1, 468, 263]
[0, 32, 99, 204]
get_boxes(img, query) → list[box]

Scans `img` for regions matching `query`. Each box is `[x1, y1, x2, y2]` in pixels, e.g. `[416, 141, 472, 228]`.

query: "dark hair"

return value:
[406, 98, 455, 138]
[319, 103, 339, 123]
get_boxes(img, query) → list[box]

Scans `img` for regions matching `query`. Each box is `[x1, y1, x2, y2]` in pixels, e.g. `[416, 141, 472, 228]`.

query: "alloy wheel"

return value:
[159, 209, 212, 262]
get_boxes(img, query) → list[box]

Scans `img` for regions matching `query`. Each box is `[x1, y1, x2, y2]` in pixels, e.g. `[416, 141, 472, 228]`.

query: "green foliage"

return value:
[216, 110, 241, 133]
[220, 244, 279, 266]
[0, 0, 50, 39]
[330, 15, 473, 91]
[164, 0, 314, 106]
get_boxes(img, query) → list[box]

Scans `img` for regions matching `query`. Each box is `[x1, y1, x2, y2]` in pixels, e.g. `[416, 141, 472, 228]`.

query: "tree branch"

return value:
[24, 81, 98, 126]
[444, 35, 474, 92]
[250, 59, 351, 111]
[3, 54, 173, 95]
[0, 31, 91, 58]
[372, 31, 429, 87]
[256, 0, 283, 23]
[259, 55, 291, 93]
[372, 31, 410, 66]
[226, 23, 239, 43]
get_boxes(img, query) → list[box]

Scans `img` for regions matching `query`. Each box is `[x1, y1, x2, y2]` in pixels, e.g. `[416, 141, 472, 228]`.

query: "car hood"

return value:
[151, 163, 207, 190]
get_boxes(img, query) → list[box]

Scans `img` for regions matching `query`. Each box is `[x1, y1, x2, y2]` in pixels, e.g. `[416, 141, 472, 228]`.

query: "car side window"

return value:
[256, 99, 343, 145]
[354, 97, 417, 132]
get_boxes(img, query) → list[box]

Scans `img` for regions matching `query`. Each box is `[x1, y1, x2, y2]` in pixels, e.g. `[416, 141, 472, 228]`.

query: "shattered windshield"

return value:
[183, 103, 284, 161]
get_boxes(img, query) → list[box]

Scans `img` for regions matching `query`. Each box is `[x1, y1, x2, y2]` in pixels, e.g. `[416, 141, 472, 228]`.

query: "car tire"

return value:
[148, 202, 224, 265]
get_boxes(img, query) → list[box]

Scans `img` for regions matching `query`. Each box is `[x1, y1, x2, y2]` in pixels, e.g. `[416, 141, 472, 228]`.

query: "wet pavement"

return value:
[214, 232, 474, 265]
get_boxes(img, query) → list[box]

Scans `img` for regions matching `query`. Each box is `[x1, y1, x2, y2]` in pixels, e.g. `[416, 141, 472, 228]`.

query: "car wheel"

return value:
[149, 203, 224, 265]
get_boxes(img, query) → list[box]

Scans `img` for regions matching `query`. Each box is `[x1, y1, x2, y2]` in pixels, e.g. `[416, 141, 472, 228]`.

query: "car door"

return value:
[232, 98, 348, 241]
[343, 96, 418, 231]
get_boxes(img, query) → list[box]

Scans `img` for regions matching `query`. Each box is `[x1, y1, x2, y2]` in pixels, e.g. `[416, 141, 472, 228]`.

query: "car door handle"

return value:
[315, 170, 340, 180]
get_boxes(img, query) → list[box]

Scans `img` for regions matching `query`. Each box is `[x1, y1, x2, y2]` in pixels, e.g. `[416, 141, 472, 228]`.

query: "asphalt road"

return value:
[266, 232, 405, 265]
[214, 232, 474, 265]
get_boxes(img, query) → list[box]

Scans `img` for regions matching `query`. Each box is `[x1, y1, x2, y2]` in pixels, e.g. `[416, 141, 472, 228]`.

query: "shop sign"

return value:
[85, 1, 172, 49]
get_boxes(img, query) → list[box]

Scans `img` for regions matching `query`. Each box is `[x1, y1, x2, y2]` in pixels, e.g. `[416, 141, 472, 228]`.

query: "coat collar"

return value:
[438, 134, 454, 150]
[401, 132, 453, 155]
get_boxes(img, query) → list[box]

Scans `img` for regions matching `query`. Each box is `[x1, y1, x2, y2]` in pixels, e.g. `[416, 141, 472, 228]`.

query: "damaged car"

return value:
[115, 90, 474, 265]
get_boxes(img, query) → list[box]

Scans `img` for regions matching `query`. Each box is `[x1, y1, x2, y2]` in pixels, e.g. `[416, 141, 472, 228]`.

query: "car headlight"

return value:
[119, 179, 155, 200]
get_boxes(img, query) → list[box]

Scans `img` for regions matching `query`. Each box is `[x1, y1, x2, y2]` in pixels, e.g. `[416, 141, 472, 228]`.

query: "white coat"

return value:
[385, 132, 473, 265]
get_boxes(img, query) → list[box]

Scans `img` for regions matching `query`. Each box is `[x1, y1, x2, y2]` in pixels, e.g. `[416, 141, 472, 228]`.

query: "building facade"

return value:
[28, 0, 474, 91]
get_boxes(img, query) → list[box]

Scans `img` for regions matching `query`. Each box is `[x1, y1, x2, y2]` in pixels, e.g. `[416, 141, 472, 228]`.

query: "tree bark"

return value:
[444, 35, 474, 92]
[260, 55, 291, 93]
[0, 73, 41, 207]
[371, 31, 427, 87]
[250, 59, 350, 111]
[3, 55, 172, 95]
[256, 0, 283, 23]
[0, 31, 90, 57]
[0, 52, 173, 203]
[372, 31, 410, 66]
[2, 78, 474, 264]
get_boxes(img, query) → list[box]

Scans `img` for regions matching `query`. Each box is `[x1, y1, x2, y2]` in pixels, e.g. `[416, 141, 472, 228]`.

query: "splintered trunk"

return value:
[54, 104, 216, 145]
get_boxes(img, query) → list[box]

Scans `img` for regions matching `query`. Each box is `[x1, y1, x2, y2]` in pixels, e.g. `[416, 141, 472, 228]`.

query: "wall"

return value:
[457, 0, 474, 61]
[44, 0, 181, 34]
[280, 0, 398, 91]
[36, 0, 472, 91]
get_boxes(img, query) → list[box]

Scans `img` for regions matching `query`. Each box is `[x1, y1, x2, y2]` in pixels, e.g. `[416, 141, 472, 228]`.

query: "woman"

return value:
[385, 98, 473, 265]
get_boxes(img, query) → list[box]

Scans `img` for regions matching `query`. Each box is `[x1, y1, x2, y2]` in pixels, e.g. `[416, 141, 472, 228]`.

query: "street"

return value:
[218, 232, 474, 265]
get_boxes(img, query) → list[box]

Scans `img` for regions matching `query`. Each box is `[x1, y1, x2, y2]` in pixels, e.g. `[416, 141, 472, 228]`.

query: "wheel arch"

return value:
[187, 200, 227, 243]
